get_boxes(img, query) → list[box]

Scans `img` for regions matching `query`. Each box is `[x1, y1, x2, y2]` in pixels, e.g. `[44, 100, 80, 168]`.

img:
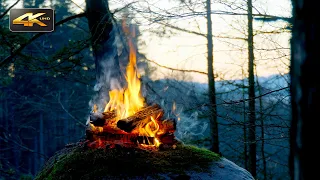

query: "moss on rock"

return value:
[35, 144, 220, 180]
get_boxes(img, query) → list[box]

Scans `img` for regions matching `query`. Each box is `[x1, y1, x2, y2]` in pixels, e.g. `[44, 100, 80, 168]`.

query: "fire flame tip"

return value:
[91, 19, 164, 149]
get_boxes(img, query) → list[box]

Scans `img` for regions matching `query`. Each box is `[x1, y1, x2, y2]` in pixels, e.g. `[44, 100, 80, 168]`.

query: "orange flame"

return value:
[104, 21, 144, 120]
[139, 116, 161, 147]
[100, 18, 161, 147]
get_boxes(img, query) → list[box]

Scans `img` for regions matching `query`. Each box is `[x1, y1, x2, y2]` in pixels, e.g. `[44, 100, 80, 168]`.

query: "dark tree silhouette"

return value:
[206, 0, 219, 154]
[247, 0, 257, 178]
[85, 0, 122, 90]
[290, 0, 319, 179]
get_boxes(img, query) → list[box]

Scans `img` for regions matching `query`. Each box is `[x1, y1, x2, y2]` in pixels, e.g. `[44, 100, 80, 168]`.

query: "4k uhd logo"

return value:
[10, 9, 54, 32]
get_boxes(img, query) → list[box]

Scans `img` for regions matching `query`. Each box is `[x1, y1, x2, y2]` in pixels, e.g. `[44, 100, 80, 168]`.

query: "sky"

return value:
[133, 0, 292, 83]
[8, 0, 292, 83]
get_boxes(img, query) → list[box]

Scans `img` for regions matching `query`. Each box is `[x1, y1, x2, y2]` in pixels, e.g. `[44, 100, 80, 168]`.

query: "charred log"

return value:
[90, 110, 116, 126]
[159, 133, 177, 145]
[159, 119, 176, 133]
[117, 104, 164, 132]
[86, 103, 178, 149]
[86, 132, 156, 145]
[136, 136, 155, 145]
[117, 118, 150, 133]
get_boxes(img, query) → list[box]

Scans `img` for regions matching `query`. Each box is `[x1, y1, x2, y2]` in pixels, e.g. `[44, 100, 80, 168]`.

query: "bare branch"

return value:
[58, 92, 86, 128]
[157, 22, 206, 37]
[146, 9, 291, 22]
[0, 0, 20, 20]
[112, 1, 138, 14]
[221, 86, 289, 105]
[145, 58, 208, 75]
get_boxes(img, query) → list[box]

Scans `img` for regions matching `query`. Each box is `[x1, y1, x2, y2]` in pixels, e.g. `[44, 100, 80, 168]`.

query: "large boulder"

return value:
[182, 158, 254, 180]
[35, 144, 253, 180]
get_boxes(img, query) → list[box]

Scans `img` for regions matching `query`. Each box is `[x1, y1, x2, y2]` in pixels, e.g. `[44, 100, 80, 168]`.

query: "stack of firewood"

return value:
[85, 104, 177, 148]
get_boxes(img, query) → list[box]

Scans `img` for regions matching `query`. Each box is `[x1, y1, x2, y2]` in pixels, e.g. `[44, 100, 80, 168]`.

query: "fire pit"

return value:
[85, 103, 177, 149]
[85, 22, 177, 150]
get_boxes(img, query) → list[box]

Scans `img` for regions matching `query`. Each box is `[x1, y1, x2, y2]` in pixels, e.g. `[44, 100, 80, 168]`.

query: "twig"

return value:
[157, 21, 246, 41]
[58, 92, 86, 127]
[185, 86, 289, 112]
[112, 1, 138, 14]
[221, 86, 290, 105]
[145, 58, 207, 75]
[0, 0, 20, 20]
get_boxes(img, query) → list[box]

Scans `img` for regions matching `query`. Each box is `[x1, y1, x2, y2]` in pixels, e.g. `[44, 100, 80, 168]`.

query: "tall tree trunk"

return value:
[206, 0, 219, 153]
[62, 91, 69, 145]
[242, 69, 248, 170]
[39, 113, 44, 167]
[33, 134, 38, 174]
[247, 0, 256, 177]
[0, 0, 3, 12]
[290, 0, 319, 179]
[256, 72, 267, 180]
[85, 0, 122, 106]
[10, 102, 19, 172]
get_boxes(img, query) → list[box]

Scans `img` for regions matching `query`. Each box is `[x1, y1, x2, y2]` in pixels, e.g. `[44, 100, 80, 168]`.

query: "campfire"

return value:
[85, 21, 177, 150]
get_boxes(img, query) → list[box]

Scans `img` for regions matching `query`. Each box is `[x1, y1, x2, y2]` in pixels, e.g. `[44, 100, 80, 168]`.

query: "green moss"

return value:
[35, 145, 220, 180]
[19, 174, 33, 180]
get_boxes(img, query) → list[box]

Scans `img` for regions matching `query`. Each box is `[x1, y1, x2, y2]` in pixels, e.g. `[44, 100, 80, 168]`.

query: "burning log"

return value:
[159, 119, 176, 134]
[159, 133, 177, 145]
[86, 132, 156, 146]
[117, 104, 164, 133]
[86, 104, 178, 148]
[90, 110, 116, 126]
[84, 20, 181, 150]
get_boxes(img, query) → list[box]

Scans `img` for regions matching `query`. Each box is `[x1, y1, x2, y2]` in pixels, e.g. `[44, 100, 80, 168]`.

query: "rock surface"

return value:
[179, 158, 254, 180]
[35, 143, 253, 180]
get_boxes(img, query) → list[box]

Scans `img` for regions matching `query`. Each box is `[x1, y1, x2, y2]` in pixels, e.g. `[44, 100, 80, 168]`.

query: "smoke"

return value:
[174, 111, 209, 143]
[89, 25, 124, 112]
[88, 19, 141, 113]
